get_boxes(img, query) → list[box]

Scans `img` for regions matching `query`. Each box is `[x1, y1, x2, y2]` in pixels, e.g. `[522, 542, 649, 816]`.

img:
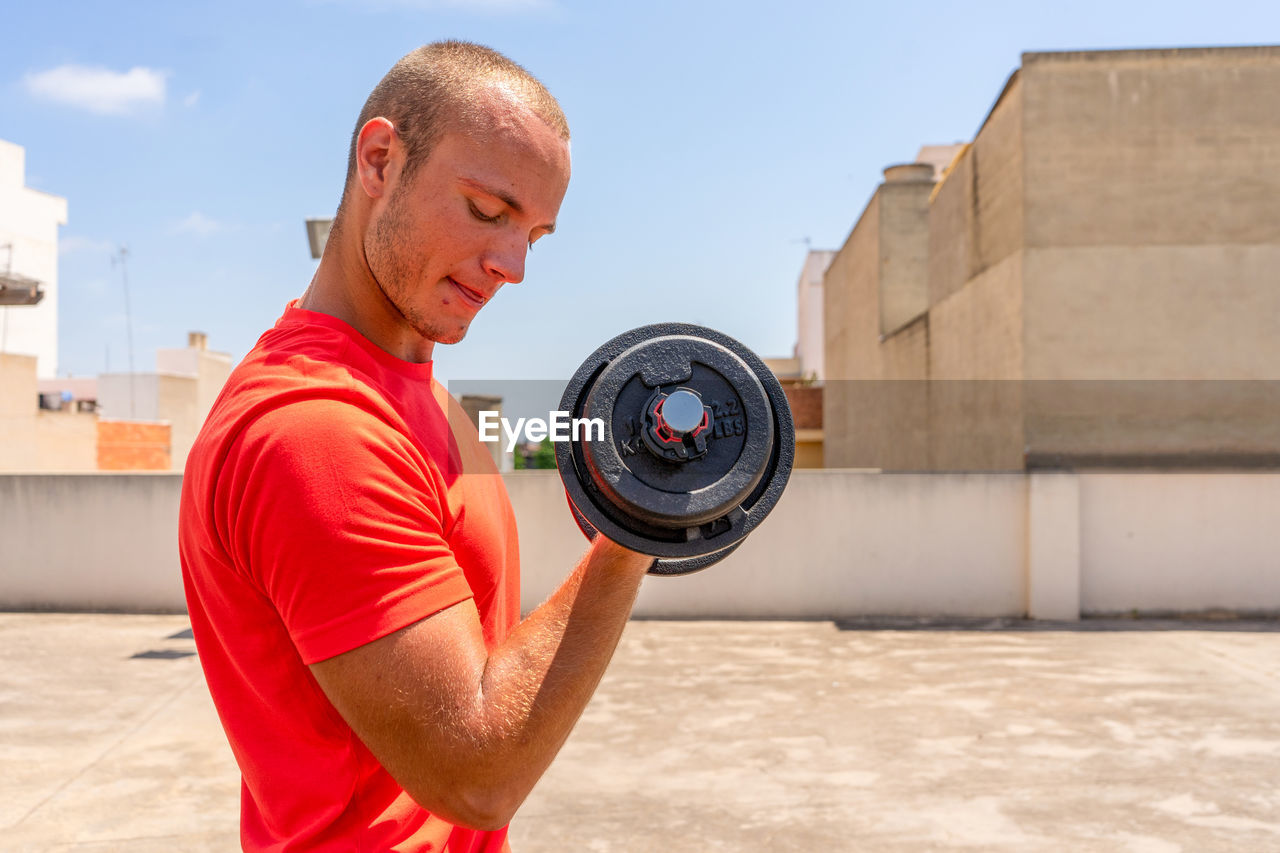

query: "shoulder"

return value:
[233, 398, 428, 491]
[197, 327, 417, 475]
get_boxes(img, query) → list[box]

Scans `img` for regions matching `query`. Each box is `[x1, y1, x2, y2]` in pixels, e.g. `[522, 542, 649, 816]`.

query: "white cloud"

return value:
[22, 64, 167, 116]
[183, 90, 201, 108]
[59, 236, 116, 256]
[171, 212, 227, 237]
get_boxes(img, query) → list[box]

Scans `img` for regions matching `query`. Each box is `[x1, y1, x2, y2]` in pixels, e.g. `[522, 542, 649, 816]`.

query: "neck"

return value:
[300, 223, 436, 364]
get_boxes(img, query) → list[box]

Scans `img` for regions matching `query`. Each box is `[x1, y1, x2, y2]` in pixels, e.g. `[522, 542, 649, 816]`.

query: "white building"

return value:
[794, 249, 834, 382]
[0, 139, 67, 379]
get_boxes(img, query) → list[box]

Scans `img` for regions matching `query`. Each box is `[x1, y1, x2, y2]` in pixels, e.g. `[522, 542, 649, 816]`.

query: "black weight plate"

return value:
[581, 335, 773, 528]
[564, 494, 743, 576]
[556, 323, 794, 576]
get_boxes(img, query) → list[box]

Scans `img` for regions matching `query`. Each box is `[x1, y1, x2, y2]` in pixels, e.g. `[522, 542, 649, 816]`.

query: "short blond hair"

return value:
[333, 41, 568, 225]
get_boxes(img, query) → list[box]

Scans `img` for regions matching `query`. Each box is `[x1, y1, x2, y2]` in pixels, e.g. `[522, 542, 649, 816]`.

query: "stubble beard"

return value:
[365, 188, 471, 347]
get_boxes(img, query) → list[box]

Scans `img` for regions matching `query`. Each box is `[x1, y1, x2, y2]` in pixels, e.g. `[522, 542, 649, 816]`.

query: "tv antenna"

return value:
[111, 246, 137, 418]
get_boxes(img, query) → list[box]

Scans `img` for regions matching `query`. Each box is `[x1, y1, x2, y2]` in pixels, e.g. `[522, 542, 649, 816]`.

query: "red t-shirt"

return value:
[179, 302, 520, 851]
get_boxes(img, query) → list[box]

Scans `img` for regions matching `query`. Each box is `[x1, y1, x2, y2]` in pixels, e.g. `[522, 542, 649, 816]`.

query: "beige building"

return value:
[2, 333, 231, 473]
[824, 46, 1280, 470]
[0, 139, 67, 379]
[0, 352, 97, 471]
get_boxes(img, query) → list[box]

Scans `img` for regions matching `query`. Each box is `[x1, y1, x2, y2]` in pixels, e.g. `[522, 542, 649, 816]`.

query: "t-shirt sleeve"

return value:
[217, 398, 475, 664]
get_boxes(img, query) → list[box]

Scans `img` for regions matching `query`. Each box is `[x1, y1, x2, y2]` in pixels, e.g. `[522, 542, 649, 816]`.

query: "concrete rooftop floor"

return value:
[1, 613, 1279, 852]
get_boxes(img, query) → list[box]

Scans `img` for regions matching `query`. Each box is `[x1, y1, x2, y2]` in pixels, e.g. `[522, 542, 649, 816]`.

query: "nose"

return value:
[482, 234, 527, 286]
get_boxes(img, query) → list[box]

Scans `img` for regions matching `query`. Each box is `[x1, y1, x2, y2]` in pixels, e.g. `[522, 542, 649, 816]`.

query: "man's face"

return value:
[364, 98, 571, 347]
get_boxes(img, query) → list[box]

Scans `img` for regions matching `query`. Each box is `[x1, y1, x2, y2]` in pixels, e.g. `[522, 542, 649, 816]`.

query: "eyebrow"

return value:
[459, 177, 556, 235]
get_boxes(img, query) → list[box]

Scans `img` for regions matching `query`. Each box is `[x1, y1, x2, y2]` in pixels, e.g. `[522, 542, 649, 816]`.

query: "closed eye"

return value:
[468, 201, 502, 223]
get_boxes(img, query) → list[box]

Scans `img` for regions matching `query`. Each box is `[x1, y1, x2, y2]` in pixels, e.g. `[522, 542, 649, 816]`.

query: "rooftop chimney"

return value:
[882, 163, 936, 184]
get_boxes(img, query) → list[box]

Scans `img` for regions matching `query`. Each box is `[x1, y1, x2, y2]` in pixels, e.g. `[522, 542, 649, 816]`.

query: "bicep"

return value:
[309, 597, 493, 812]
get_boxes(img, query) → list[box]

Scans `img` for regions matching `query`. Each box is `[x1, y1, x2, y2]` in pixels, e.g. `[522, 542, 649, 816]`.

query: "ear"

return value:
[355, 118, 399, 200]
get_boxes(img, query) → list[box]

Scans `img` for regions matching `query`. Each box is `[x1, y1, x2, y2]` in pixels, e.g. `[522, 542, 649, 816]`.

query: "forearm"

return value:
[460, 538, 650, 814]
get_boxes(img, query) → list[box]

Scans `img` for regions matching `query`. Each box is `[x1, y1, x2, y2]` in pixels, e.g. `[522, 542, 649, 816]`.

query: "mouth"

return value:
[448, 277, 488, 309]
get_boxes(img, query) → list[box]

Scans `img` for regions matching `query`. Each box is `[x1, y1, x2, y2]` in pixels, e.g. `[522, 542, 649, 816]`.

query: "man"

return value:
[179, 42, 653, 851]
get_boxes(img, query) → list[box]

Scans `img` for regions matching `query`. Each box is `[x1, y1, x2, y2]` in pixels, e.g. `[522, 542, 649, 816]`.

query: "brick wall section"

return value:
[782, 384, 822, 430]
[97, 421, 171, 471]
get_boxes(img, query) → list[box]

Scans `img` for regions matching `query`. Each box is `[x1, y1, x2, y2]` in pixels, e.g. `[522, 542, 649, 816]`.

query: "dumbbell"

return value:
[556, 323, 794, 575]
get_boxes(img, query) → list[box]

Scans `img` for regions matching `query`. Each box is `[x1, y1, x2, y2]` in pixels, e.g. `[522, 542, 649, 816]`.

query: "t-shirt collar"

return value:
[278, 299, 436, 382]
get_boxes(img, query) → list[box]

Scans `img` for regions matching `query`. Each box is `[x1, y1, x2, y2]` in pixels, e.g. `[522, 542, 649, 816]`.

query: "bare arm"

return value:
[309, 535, 653, 830]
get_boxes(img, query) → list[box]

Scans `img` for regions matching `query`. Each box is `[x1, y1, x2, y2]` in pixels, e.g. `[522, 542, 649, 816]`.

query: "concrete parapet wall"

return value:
[1079, 471, 1280, 614]
[511, 470, 1028, 619]
[1, 470, 1277, 618]
[0, 474, 183, 611]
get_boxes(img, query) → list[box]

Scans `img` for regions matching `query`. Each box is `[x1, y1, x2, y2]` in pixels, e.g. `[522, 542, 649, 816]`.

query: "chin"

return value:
[427, 323, 470, 346]
[404, 309, 471, 347]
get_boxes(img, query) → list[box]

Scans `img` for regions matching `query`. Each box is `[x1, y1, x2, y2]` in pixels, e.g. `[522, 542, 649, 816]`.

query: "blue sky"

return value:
[3, 0, 1277, 384]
